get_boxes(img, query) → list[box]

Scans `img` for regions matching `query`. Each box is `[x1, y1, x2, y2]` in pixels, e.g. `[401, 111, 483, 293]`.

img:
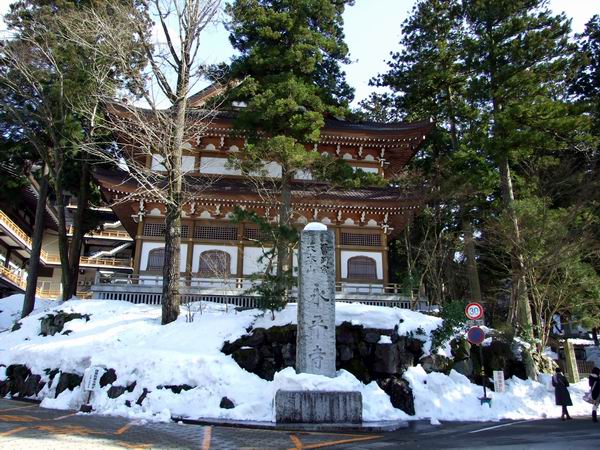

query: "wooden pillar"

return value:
[382, 228, 389, 286]
[236, 222, 244, 285]
[335, 226, 341, 283]
[185, 233, 194, 286]
[132, 219, 144, 276]
[3, 247, 11, 268]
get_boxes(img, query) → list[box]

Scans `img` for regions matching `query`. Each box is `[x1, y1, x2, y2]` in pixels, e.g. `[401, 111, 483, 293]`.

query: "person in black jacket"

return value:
[590, 367, 600, 423]
[552, 367, 572, 420]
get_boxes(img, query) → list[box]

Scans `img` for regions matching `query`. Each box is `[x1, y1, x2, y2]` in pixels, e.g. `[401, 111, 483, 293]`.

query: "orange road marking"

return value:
[0, 414, 41, 422]
[202, 425, 212, 450]
[290, 433, 303, 448]
[0, 426, 28, 437]
[53, 412, 79, 421]
[287, 434, 382, 450]
[115, 421, 135, 435]
[0, 403, 37, 413]
[119, 443, 152, 449]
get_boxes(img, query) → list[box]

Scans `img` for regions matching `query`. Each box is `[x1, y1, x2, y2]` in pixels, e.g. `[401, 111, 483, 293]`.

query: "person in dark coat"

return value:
[552, 367, 572, 420]
[589, 367, 600, 423]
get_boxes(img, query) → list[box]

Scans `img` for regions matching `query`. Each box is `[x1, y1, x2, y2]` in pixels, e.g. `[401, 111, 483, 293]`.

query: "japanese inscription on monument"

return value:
[296, 223, 336, 377]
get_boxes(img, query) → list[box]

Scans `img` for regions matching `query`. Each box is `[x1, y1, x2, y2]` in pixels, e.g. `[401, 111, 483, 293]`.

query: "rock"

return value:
[127, 381, 137, 393]
[20, 374, 44, 397]
[232, 347, 261, 372]
[136, 388, 149, 405]
[219, 396, 235, 409]
[125, 400, 132, 408]
[405, 338, 424, 361]
[159, 384, 193, 394]
[107, 385, 127, 399]
[378, 377, 415, 415]
[40, 311, 90, 336]
[453, 359, 474, 377]
[55, 372, 83, 398]
[239, 328, 266, 347]
[338, 345, 353, 362]
[6, 364, 30, 395]
[364, 331, 381, 344]
[0, 380, 10, 397]
[45, 368, 60, 388]
[373, 343, 400, 374]
[266, 325, 296, 344]
[336, 322, 358, 345]
[221, 341, 240, 355]
[451, 337, 471, 361]
[100, 369, 117, 387]
[420, 355, 452, 374]
[281, 343, 295, 367]
[357, 342, 370, 358]
[340, 358, 370, 383]
[257, 359, 277, 381]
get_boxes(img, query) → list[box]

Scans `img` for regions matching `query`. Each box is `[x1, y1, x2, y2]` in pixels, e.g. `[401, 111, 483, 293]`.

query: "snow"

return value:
[568, 338, 595, 346]
[378, 335, 392, 344]
[1, 295, 594, 424]
[0, 294, 55, 332]
[303, 222, 327, 231]
[406, 366, 593, 421]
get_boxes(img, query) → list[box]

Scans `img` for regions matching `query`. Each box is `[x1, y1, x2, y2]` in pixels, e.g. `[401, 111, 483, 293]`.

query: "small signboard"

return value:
[82, 366, 103, 392]
[493, 370, 505, 393]
[465, 303, 484, 321]
[467, 319, 485, 327]
[467, 326, 485, 345]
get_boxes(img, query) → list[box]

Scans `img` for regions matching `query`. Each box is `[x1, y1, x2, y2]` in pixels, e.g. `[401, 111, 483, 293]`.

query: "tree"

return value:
[225, 0, 355, 307]
[0, 0, 107, 310]
[60, 0, 222, 324]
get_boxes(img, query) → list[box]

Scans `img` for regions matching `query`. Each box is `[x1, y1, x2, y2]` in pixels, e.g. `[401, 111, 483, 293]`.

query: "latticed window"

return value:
[341, 233, 381, 247]
[347, 256, 377, 280]
[143, 223, 189, 238]
[146, 248, 165, 271]
[198, 250, 231, 277]
[244, 227, 271, 242]
[143, 223, 165, 237]
[194, 226, 238, 241]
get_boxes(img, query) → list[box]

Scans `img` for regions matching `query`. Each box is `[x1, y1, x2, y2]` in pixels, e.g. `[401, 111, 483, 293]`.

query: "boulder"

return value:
[280, 343, 295, 367]
[5, 364, 30, 395]
[0, 380, 10, 397]
[453, 359, 474, 378]
[364, 331, 381, 344]
[239, 328, 266, 347]
[107, 385, 127, 399]
[40, 311, 90, 337]
[20, 374, 44, 398]
[100, 369, 117, 387]
[338, 345, 354, 362]
[136, 388, 149, 405]
[55, 372, 83, 397]
[377, 377, 415, 416]
[219, 396, 235, 409]
[266, 325, 296, 344]
[232, 347, 261, 372]
[336, 322, 359, 345]
[256, 359, 277, 381]
[373, 343, 400, 374]
[420, 355, 453, 374]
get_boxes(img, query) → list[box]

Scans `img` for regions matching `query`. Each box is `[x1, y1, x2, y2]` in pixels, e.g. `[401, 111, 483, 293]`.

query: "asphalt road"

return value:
[0, 398, 598, 449]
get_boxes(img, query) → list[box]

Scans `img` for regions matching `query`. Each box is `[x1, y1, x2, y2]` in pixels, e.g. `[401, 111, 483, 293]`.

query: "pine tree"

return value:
[226, 0, 354, 308]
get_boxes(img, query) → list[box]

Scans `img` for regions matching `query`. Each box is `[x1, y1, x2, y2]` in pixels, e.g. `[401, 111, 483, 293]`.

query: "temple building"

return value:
[90, 90, 433, 304]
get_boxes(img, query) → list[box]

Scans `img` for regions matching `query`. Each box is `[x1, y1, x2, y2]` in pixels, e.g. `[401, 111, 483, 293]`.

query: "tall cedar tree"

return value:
[370, 0, 495, 305]
[226, 0, 354, 308]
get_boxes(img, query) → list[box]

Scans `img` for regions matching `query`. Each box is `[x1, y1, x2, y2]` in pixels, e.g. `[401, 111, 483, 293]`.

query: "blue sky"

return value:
[1, 0, 597, 104]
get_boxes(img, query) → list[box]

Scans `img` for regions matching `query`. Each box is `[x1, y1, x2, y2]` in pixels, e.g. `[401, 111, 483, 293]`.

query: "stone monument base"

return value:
[275, 390, 362, 424]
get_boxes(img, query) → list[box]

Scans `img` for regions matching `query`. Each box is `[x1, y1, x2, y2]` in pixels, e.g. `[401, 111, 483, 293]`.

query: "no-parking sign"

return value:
[467, 326, 486, 345]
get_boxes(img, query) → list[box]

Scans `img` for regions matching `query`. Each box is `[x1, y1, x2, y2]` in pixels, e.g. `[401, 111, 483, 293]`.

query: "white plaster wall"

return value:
[243, 246, 272, 275]
[151, 154, 166, 171]
[265, 161, 282, 178]
[340, 250, 383, 280]
[182, 155, 195, 173]
[353, 166, 379, 174]
[191, 244, 237, 274]
[140, 242, 187, 272]
[200, 156, 241, 175]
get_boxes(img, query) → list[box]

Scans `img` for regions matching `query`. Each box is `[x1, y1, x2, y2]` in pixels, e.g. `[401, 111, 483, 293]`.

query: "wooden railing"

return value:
[67, 226, 132, 240]
[0, 265, 27, 290]
[0, 210, 33, 248]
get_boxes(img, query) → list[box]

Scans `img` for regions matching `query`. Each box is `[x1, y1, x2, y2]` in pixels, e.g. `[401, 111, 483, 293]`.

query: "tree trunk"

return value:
[67, 162, 91, 298]
[52, 174, 72, 301]
[462, 215, 482, 303]
[499, 157, 536, 379]
[22, 170, 49, 318]
[161, 95, 187, 324]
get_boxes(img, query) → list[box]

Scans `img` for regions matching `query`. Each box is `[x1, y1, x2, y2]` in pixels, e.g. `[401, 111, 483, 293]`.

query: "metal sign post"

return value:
[465, 304, 491, 406]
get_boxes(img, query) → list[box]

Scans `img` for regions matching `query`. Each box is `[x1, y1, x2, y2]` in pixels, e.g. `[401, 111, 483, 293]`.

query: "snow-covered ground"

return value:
[0, 296, 596, 423]
[0, 294, 54, 332]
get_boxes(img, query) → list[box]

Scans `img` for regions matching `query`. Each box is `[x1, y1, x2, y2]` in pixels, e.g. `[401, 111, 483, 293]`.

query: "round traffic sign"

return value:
[467, 326, 486, 345]
[465, 302, 484, 320]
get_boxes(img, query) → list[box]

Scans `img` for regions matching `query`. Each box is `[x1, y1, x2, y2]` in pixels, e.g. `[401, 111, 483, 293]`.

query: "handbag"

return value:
[583, 380, 598, 404]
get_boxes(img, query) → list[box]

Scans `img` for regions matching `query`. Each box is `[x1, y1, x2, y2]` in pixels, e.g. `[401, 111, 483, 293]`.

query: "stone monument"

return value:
[275, 222, 362, 424]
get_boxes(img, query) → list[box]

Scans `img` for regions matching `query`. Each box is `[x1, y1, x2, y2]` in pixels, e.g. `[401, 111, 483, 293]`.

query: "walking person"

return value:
[552, 366, 572, 420]
[589, 367, 600, 423]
